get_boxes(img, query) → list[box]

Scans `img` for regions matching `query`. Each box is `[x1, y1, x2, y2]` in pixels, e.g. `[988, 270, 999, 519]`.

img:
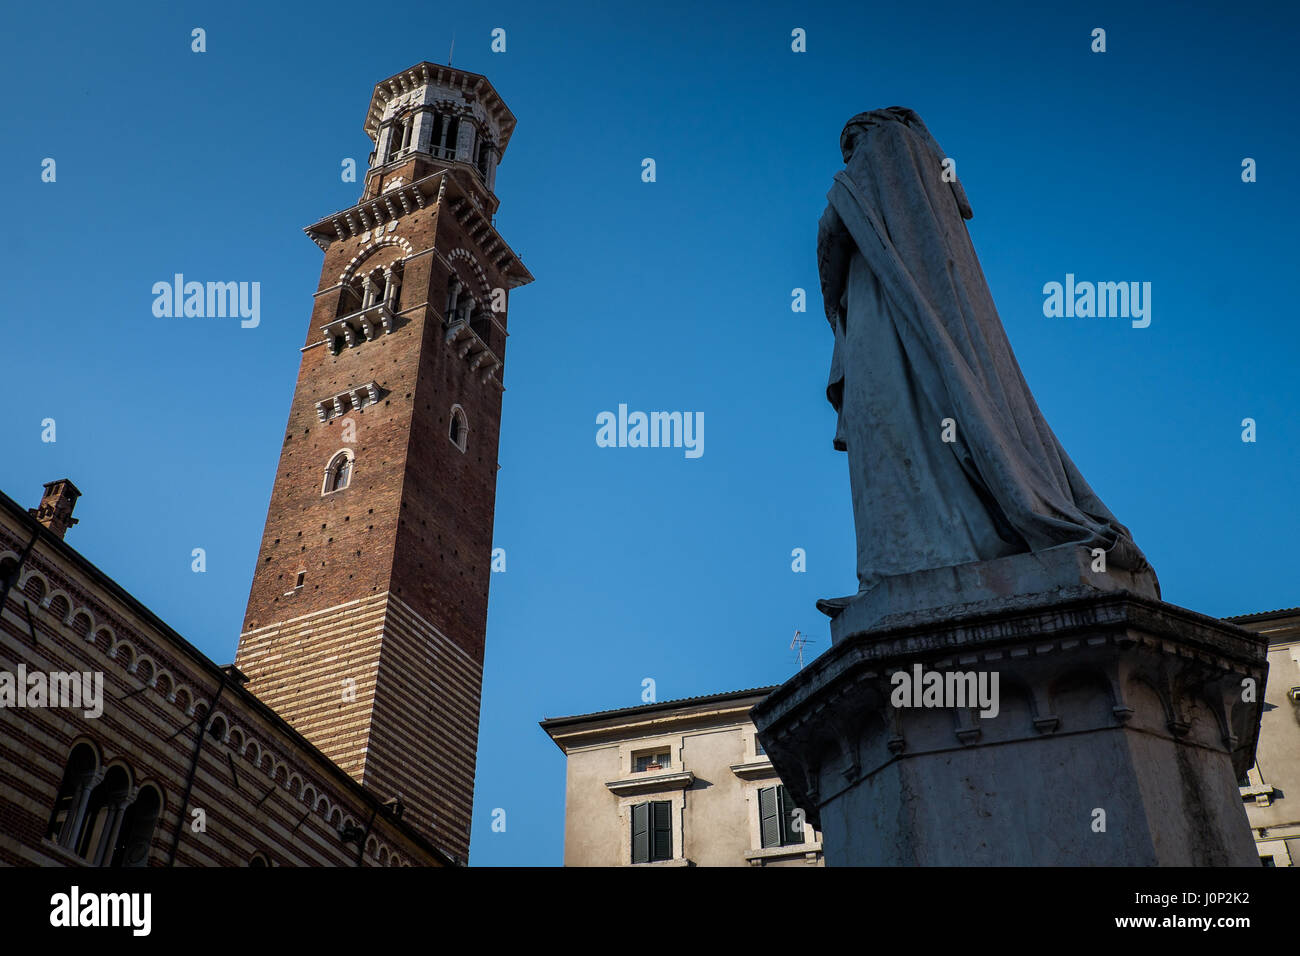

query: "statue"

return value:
[815, 108, 1155, 614]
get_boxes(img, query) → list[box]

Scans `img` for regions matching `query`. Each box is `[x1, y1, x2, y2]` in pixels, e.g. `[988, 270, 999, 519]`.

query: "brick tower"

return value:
[234, 62, 532, 861]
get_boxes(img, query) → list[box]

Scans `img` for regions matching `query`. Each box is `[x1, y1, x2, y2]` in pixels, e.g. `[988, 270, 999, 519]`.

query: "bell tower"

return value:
[234, 63, 532, 861]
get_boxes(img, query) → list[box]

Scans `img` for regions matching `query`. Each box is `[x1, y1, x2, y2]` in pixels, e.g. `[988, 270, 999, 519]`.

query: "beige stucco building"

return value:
[541, 688, 824, 866]
[1231, 607, 1300, 865]
[543, 606, 1294, 868]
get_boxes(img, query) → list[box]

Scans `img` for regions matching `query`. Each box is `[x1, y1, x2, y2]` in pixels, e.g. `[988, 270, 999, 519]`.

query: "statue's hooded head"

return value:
[838, 107, 973, 220]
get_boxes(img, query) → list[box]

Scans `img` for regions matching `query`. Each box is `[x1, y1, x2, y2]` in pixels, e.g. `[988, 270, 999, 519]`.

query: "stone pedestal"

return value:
[753, 569, 1268, 866]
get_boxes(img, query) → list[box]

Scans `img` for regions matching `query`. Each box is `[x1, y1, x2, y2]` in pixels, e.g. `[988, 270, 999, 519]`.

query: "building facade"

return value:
[542, 688, 824, 867]
[1231, 607, 1300, 866]
[0, 484, 451, 866]
[0, 61, 528, 867]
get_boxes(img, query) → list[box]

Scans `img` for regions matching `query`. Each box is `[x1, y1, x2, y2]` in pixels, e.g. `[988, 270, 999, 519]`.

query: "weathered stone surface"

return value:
[816, 107, 1154, 603]
[825, 542, 1160, 644]
[754, 591, 1268, 865]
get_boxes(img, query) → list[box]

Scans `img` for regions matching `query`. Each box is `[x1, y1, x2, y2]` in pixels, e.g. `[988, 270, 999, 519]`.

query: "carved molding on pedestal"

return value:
[753, 589, 1268, 842]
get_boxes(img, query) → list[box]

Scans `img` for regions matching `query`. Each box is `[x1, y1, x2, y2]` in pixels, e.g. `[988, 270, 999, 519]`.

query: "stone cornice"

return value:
[759, 588, 1267, 730]
[604, 771, 695, 796]
[363, 63, 517, 152]
[303, 171, 532, 290]
[729, 760, 779, 781]
[752, 589, 1269, 833]
[543, 698, 768, 753]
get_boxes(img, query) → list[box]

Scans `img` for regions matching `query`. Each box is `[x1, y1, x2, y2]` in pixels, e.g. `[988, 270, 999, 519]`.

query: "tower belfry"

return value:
[234, 62, 532, 860]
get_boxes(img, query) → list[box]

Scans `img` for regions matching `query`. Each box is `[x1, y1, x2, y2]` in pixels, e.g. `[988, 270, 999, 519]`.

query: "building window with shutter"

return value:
[630, 800, 672, 863]
[758, 784, 803, 848]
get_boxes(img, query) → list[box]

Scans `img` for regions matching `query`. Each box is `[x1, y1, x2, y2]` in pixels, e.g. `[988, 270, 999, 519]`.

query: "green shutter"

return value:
[779, 785, 802, 846]
[651, 800, 672, 861]
[759, 786, 779, 848]
[631, 802, 650, 863]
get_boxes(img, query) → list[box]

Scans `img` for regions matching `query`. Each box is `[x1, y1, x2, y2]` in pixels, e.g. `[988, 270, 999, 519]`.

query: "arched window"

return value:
[445, 116, 459, 157]
[458, 296, 476, 328]
[449, 406, 468, 452]
[332, 457, 352, 490]
[384, 116, 412, 163]
[338, 276, 364, 318]
[76, 764, 131, 865]
[382, 266, 401, 312]
[249, 852, 270, 867]
[324, 451, 354, 495]
[110, 786, 163, 868]
[470, 306, 492, 346]
[361, 269, 383, 310]
[46, 742, 98, 847]
[445, 276, 462, 319]
[430, 113, 444, 155]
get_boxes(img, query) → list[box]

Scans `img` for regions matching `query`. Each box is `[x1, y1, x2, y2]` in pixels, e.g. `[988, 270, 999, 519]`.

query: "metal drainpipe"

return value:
[166, 678, 226, 866]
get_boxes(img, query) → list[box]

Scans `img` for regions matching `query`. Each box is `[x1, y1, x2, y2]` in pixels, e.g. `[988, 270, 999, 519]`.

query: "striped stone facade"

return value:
[0, 62, 528, 869]
[233, 593, 483, 848]
[0, 492, 451, 867]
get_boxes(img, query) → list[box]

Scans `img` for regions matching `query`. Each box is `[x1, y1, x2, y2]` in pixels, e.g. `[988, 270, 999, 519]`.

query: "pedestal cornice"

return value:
[753, 587, 1268, 857]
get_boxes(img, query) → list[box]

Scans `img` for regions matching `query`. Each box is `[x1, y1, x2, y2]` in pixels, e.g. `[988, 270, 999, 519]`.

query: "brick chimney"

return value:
[29, 479, 81, 539]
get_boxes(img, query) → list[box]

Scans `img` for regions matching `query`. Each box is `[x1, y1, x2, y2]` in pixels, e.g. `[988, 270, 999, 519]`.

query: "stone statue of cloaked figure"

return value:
[816, 107, 1156, 614]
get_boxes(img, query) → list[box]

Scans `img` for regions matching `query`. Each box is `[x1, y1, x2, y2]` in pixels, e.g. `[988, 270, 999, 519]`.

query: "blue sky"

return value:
[2, 0, 1296, 865]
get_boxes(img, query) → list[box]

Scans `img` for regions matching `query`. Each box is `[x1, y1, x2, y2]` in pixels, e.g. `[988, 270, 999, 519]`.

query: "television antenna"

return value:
[790, 629, 816, 669]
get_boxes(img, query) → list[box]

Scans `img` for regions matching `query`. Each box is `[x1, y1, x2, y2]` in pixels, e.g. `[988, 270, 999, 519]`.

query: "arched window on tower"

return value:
[445, 277, 463, 324]
[449, 406, 468, 453]
[384, 121, 398, 163]
[383, 267, 401, 312]
[324, 451, 354, 495]
[458, 296, 477, 330]
[446, 116, 459, 157]
[384, 115, 413, 163]
[429, 113, 443, 156]
[361, 270, 382, 310]
[470, 304, 492, 347]
[338, 275, 364, 318]
[430, 113, 459, 160]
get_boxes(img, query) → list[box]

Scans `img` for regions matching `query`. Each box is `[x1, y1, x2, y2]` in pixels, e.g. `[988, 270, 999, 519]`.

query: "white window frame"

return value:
[618, 791, 685, 866]
[449, 405, 468, 453]
[322, 449, 355, 496]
